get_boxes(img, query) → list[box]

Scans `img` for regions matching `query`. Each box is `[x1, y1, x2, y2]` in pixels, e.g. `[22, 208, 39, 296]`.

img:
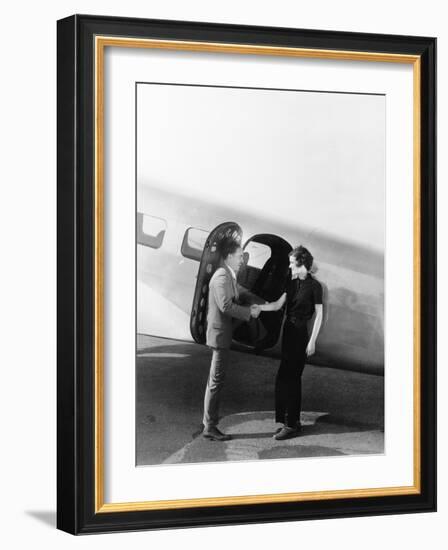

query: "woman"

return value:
[260, 245, 323, 440]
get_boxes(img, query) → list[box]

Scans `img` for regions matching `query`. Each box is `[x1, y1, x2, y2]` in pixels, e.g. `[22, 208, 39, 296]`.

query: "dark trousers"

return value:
[275, 320, 308, 428]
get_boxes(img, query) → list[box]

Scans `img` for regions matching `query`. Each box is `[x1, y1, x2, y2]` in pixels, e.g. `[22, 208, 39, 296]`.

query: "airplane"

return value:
[137, 184, 384, 375]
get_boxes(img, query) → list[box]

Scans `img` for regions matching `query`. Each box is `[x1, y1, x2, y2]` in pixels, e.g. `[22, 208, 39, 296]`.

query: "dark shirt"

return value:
[285, 274, 323, 326]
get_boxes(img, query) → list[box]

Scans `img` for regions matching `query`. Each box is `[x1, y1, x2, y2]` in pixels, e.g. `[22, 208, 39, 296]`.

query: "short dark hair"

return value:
[289, 245, 314, 271]
[219, 237, 241, 259]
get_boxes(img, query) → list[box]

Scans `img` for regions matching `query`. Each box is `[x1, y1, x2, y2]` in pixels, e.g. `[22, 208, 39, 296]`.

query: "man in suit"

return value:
[202, 238, 261, 441]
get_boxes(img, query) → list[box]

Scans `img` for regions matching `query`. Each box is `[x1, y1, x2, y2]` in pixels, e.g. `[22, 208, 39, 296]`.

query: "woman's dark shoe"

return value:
[274, 425, 301, 440]
[273, 426, 284, 437]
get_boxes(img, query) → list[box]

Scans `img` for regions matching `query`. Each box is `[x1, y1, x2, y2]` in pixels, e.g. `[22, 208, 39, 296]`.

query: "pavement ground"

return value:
[136, 334, 384, 466]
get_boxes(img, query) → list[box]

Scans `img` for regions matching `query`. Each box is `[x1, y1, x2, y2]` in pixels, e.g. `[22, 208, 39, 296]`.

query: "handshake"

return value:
[250, 304, 261, 318]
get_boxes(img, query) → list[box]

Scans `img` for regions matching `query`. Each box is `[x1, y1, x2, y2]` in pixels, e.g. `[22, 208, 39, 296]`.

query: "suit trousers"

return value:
[203, 348, 230, 429]
[275, 320, 309, 428]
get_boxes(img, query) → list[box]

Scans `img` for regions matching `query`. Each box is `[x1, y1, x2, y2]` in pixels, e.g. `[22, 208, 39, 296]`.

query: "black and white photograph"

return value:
[136, 82, 385, 467]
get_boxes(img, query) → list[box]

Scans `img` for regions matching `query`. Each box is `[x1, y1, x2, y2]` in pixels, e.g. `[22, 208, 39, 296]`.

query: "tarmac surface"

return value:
[136, 334, 384, 466]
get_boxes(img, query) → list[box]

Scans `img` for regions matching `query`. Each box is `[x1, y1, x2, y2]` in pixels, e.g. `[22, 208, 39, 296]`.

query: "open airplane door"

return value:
[190, 222, 243, 344]
[191, 224, 292, 352]
[234, 234, 292, 350]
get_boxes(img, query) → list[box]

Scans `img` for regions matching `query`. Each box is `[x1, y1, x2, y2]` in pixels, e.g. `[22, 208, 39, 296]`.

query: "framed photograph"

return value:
[57, 14, 436, 534]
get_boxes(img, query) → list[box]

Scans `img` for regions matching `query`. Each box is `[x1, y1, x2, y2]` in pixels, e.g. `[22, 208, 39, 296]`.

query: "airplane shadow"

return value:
[218, 411, 380, 440]
[259, 445, 347, 459]
[224, 423, 377, 440]
[136, 336, 384, 465]
[221, 432, 275, 440]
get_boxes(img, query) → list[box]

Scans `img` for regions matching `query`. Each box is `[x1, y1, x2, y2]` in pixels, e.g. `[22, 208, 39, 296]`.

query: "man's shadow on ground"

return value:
[192, 411, 380, 441]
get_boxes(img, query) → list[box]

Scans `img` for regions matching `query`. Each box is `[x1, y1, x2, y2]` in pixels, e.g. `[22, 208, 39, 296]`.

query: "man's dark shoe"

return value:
[202, 426, 232, 441]
[274, 425, 301, 440]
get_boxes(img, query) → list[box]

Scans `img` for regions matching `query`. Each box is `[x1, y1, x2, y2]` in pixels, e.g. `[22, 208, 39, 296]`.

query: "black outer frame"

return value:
[57, 14, 436, 535]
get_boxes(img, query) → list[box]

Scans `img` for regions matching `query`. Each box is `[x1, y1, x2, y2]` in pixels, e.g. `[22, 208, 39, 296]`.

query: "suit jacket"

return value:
[206, 265, 252, 349]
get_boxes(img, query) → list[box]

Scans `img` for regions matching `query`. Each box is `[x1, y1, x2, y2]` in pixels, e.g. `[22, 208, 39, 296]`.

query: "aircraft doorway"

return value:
[234, 234, 292, 349]
[190, 225, 291, 351]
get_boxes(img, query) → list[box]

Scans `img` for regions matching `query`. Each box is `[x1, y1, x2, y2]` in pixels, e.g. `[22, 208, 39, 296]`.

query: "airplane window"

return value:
[137, 213, 166, 249]
[181, 227, 209, 261]
[244, 241, 272, 269]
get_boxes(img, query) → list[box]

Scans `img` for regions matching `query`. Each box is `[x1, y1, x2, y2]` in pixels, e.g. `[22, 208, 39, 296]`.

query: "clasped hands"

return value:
[250, 304, 261, 318]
